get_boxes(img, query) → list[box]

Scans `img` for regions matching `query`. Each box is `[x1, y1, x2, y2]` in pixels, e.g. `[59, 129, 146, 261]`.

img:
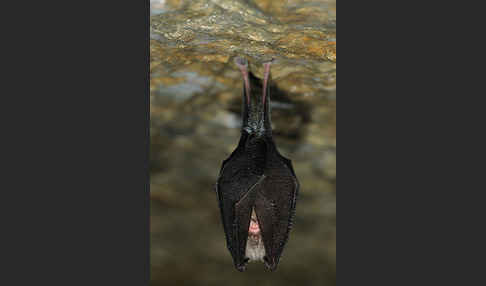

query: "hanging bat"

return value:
[215, 57, 299, 272]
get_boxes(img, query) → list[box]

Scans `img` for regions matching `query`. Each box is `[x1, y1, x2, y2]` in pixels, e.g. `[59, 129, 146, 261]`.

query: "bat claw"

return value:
[234, 56, 248, 68]
[262, 58, 275, 65]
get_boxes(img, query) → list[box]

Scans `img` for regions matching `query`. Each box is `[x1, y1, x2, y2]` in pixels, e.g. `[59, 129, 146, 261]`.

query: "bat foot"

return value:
[234, 56, 248, 68]
[261, 58, 275, 65]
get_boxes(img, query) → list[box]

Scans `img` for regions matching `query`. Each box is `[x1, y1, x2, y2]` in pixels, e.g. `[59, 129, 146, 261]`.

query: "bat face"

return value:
[215, 58, 299, 271]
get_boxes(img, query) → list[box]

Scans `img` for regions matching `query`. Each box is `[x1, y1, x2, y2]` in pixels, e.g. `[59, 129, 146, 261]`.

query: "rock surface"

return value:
[150, 0, 335, 285]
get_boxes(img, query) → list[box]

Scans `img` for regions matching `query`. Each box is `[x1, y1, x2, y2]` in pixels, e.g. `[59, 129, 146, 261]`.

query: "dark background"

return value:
[6, 0, 485, 285]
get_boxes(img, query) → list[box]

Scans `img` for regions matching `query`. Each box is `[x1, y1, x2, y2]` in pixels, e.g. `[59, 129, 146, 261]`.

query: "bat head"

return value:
[245, 209, 266, 262]
[232, 206, 281, 272]
[233, 209, 276, 272]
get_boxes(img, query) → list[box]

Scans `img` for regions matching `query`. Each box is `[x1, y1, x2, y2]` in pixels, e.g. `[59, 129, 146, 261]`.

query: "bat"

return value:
[215, 57, 299, 272]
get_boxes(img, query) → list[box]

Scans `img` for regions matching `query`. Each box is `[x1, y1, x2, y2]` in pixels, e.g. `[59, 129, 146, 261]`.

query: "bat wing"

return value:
[254, 147, 299, 271]
[216, 136, 298, 271]
[216, 133, 267, 271]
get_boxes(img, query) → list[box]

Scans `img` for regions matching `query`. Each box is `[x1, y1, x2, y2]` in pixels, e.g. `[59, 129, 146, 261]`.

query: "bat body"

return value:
[215, 57, 299, 271]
